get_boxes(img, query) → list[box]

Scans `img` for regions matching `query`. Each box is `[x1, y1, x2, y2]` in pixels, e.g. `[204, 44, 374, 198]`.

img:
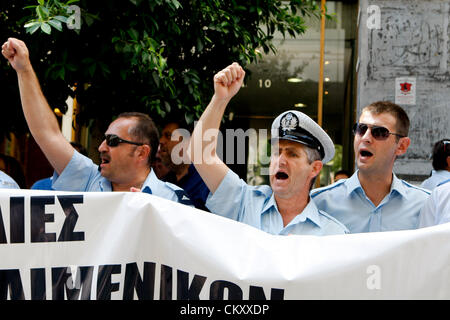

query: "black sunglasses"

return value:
[104, 134, 144, 147]
[352, 123, 405, 140]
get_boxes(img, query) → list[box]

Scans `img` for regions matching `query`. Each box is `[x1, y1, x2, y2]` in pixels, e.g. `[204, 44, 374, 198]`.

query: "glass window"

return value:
[227, 1, 358, 186]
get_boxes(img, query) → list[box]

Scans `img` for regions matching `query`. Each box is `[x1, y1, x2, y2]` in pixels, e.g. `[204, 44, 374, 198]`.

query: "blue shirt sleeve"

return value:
[0, 170, 20, 189]
[206, 169, 249, 221]
[52, 150, 103, 191]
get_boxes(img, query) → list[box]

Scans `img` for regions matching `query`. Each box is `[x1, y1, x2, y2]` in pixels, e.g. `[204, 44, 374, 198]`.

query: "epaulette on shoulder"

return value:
[401, 180, 431, 195]
[318, 209, 349, 233]
[164, 181, 183, 191]
[310, 179, 346, 197]
[437, 179, 450, 187]
[252, 184, 273, 197]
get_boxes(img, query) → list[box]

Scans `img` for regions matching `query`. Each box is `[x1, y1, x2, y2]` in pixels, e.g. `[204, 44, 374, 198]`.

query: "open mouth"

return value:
[100, 154, 111, 167]
[275, 171, 289, 180]
[360, 150, 373, 157]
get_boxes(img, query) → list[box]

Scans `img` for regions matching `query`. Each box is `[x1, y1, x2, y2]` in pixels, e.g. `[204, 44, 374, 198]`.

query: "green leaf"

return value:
[57, 67, 65, 80]
[129, 0, 142, 5]
[26, 23, 41, 35]
[128, 28, 139, 41]
[152, 71, 160, 87]
[99, 62, 111, 75]
[171, 0, 182, 9]
[36, 6, 49, 20]
[53, 15, 68, 23]
[24, 21, 39, 28]
[164, 101, 171, 112]
[185, 113, 194, 125]
[40, 22, 52, 34]
[48, 19, 63, 31]
[66, 63, 77, 72]
[88, 63, 97, 77]
[38, 0, 44, 6]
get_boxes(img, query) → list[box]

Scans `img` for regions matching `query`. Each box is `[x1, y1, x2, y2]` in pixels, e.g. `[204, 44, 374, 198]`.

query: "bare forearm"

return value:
[17, 68, 61, 140]
[189, 63, 245, 193]
[190, 95, 229, 193]
[16, 68, 73, 174]
[3, 37, 73, 174]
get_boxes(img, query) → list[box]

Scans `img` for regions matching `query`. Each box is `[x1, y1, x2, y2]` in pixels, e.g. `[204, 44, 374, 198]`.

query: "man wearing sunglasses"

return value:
[2, 38, 191, 205]
[187, 63, 348, 236]
[420, 139, 450, 191]
[311, 101, 430, 233]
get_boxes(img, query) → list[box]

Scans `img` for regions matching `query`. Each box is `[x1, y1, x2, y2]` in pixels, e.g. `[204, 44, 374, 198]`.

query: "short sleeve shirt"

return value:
[206, 170, 348, 236]
[420, 170, 450, 191]
[311, 171, 431, 233]
[51, 150, 190, 204]
[0, 170, 20, 189]
[419, 180, 450, 227]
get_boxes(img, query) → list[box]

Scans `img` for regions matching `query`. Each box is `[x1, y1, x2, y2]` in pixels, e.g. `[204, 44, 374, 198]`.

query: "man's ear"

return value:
[138, 144, 151, 162]
[310, 160, 323, 179]
[395, 137, 411, 156]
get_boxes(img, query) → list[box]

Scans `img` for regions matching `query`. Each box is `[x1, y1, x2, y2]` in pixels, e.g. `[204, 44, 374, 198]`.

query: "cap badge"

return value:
[280, 112, 298, 132]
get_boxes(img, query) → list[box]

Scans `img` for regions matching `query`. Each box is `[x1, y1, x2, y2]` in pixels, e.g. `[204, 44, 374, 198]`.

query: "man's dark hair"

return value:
[363, 101, 410, 137]
[431, 139, 450, 171]
[117, 112, 159, 164]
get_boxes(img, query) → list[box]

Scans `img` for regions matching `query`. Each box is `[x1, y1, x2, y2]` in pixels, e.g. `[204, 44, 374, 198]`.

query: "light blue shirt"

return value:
[206, 170, 348, 236]
[420, 170, 450, 191]
[311, 171, 431, 233]
[52, 150, 191, 204]
[419, 180, 450, 227]
[0, 170, 20, 189]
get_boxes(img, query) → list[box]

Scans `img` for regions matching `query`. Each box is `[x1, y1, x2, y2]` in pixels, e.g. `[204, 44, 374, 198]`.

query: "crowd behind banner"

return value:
[0, 37, 450, 299]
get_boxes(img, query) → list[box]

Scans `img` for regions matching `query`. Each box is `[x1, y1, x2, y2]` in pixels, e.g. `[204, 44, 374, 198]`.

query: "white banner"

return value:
[0, 188, 449, 300]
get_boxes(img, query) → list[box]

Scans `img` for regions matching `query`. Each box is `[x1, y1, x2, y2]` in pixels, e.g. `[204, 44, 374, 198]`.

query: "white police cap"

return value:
[271, 110, 335, 163]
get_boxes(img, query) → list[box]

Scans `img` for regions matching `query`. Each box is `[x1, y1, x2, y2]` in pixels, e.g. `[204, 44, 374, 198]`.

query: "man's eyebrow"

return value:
[277, 146, 300, 152]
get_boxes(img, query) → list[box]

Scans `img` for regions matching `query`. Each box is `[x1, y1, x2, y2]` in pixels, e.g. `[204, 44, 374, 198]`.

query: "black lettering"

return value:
[10, 197, 24, 243]
[249, 285, 284, 300]
[209, 280, 243, 300]
[97, 264, 121, 300]
[57, 195, 85, 241]
[123, 262, 156, 300]
[0, 269, 25, 300]
[160, 264, 172, 300]
[0, 207, 6, 243]
[52, 266, 94, 300]
[177, 269, 207, 300]
[31, 268, 46, 300]
[31, 196, 56, 242]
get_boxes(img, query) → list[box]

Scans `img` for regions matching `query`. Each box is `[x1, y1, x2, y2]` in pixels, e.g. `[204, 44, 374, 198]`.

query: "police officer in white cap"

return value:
[188, 62, 348, 235]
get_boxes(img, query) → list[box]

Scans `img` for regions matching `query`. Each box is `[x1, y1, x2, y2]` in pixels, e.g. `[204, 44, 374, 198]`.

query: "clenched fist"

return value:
[2, 38, 32, 73]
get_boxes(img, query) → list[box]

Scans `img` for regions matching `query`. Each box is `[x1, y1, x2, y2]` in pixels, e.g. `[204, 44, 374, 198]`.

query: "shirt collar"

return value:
[100, 169, 154, 192]
[261, 194, 322, 228]
[143, 169, 159, 189]
[344, 171, 363, 196]
[345, 170, 407, 198]
[390, 172, 407, 198]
